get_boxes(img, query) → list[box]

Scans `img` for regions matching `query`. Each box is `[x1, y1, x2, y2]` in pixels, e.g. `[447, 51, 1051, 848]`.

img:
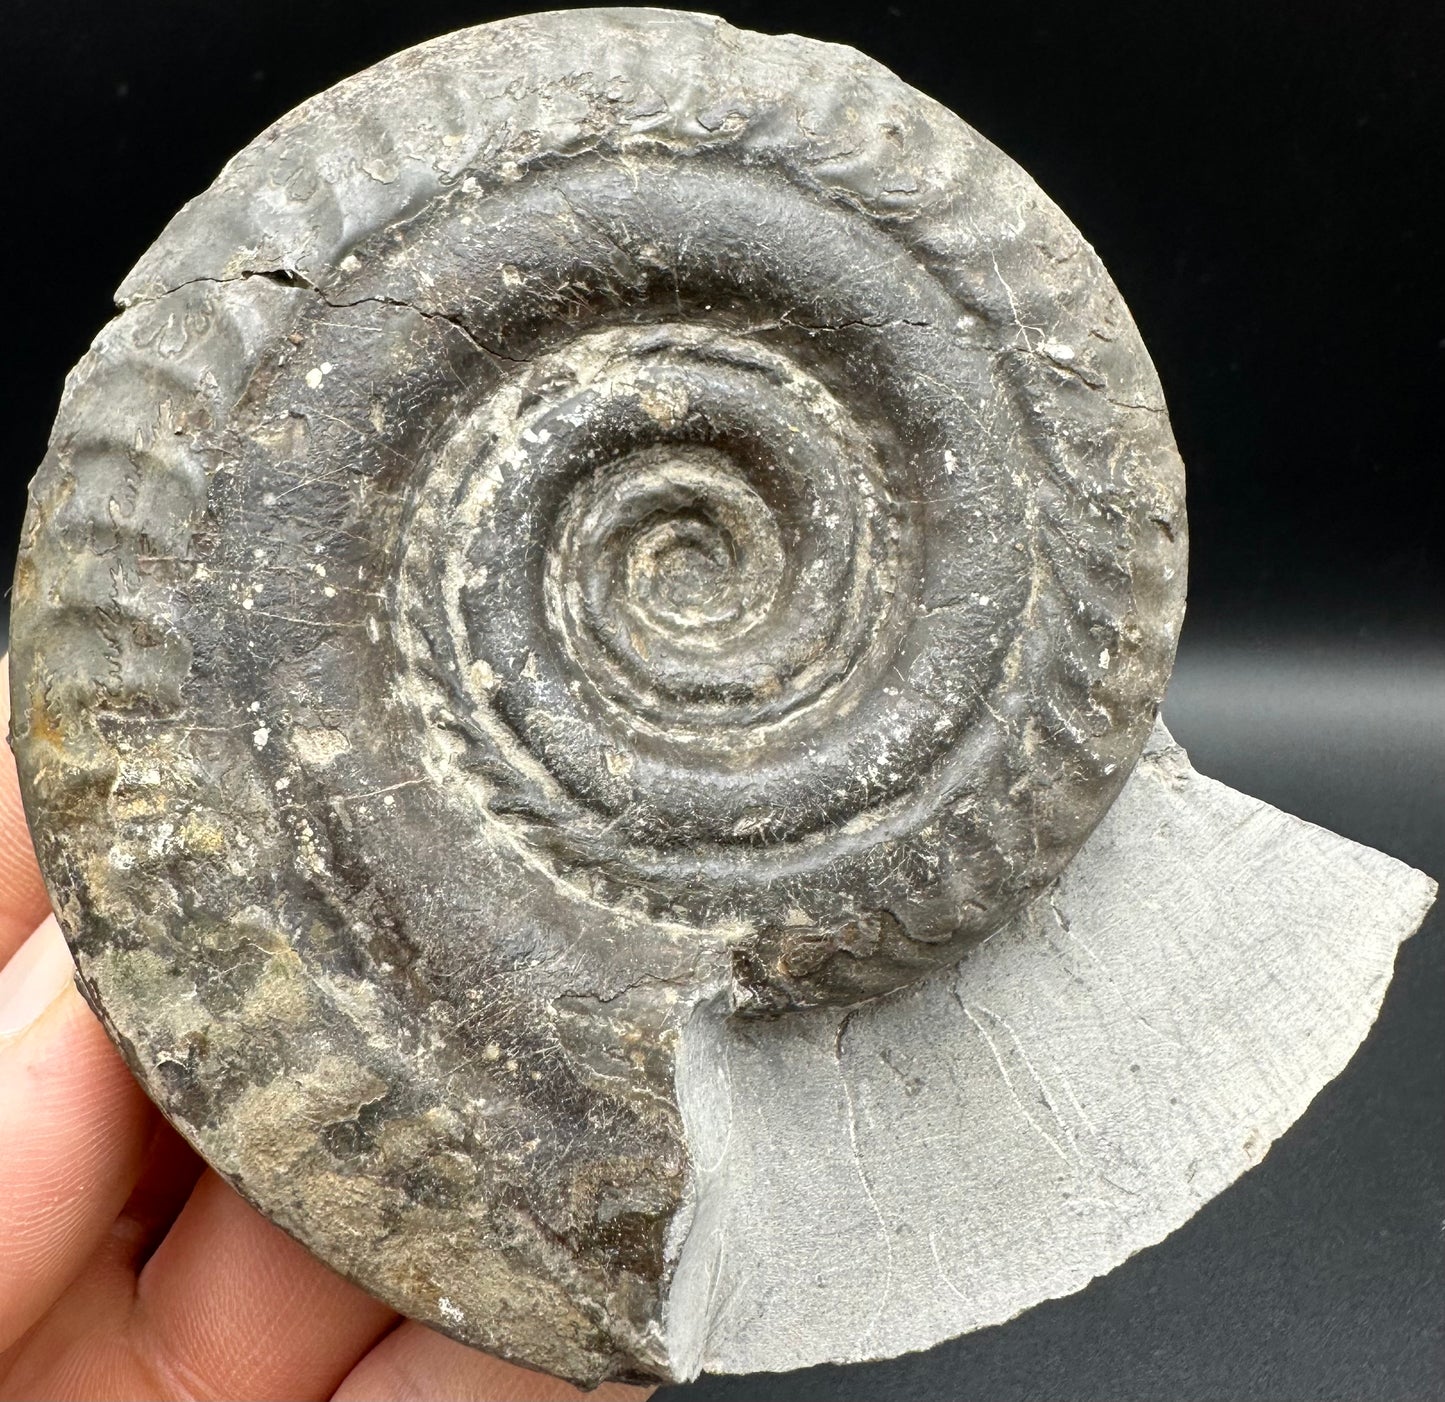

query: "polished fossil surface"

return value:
[9, 8, 1431, 1388]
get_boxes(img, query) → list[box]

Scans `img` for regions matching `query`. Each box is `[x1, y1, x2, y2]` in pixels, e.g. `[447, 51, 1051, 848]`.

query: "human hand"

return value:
[0, 658, 655, 1401]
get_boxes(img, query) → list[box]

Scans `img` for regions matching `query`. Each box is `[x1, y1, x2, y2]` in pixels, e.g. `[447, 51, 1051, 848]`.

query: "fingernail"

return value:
[0, 918, 75, 1039]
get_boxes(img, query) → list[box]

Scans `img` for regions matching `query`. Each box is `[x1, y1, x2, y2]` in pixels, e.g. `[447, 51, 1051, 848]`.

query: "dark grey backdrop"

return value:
[3, 1, 1441, 1397]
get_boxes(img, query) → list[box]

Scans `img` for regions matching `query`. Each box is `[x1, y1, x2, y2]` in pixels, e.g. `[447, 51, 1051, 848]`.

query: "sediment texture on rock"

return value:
[668, 723, 1435, 1376]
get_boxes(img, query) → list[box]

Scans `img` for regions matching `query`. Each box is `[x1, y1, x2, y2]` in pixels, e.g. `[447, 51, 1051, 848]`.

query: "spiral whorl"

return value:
[376, 143, 1185, 1006]
[10, 9, 1187, 1382]
[403, 318, 923, 858]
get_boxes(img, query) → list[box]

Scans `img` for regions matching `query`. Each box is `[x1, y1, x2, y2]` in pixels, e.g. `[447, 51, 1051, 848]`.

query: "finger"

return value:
[332, 1321, 657, 1402]
[0, 916, 156, 1354]
[0, 658, 54, 966]
[133, 1170, 397, 1400]
[0, 1126, 203, 1401]
[111, 1120, 206, 1272]
[11, 1120, 205, 1342]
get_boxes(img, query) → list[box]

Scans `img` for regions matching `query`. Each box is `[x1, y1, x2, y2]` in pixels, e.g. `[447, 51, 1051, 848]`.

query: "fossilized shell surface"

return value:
[9, 7, 1209, 1386]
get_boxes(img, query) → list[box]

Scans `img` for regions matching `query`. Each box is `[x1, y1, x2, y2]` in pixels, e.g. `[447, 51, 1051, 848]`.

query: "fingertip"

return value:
[0, 914, 74, 1039]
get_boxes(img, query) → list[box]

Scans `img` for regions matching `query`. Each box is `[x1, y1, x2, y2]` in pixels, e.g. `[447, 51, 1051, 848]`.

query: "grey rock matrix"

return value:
[8, 9, 1434, 1386]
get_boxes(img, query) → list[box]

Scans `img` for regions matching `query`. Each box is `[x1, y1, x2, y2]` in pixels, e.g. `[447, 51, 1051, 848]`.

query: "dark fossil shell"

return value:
[9, 8, 1185, 1384]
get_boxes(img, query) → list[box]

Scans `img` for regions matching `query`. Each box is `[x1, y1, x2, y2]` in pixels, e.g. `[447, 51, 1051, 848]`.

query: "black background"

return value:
[3, 2, 1441, 1397]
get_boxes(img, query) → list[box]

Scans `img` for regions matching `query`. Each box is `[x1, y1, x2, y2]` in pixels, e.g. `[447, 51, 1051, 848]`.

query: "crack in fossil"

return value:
[122, 268, 533, 365]
[120, 267, 936, 362]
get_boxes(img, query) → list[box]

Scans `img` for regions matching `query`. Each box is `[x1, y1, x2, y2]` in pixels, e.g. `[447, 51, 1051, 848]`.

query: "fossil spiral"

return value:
[10, 9, 1187, 1384]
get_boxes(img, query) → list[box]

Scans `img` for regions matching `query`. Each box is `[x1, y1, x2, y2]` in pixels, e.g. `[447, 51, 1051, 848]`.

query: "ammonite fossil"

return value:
[9, 9, 1435, 1388]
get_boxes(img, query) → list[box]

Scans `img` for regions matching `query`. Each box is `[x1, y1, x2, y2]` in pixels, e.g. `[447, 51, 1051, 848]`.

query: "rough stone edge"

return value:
[665, 722, 1436, 1377]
